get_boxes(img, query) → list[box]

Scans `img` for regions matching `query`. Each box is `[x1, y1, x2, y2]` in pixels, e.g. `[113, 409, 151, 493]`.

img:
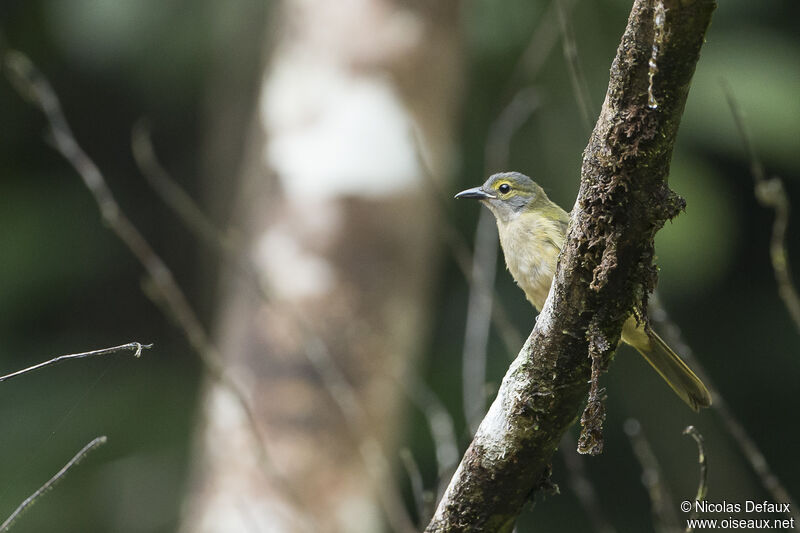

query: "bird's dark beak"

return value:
[454, 186, 494, 200]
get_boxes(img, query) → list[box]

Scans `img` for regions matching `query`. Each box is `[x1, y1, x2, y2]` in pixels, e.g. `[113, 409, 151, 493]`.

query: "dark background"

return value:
[1, 0, 798, 531]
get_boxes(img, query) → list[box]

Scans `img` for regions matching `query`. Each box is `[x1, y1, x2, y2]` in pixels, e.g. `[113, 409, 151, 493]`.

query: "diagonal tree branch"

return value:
[426, 0, 716, 531]
[0, 436, 108, 532]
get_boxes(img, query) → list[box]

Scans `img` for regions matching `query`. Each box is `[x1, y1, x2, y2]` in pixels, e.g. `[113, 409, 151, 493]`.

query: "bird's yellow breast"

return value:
[496, 212, 565, 311]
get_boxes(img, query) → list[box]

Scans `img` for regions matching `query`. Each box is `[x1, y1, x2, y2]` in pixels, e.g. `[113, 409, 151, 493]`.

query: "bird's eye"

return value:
[498, 183, 511, 194]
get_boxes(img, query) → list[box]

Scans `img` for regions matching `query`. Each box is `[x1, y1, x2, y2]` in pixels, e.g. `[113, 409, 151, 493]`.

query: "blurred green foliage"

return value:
[1, 0, 798, 531]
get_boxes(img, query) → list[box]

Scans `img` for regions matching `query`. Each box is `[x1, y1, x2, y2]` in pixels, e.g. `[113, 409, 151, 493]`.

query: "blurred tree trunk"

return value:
[181, 1, 460, 531]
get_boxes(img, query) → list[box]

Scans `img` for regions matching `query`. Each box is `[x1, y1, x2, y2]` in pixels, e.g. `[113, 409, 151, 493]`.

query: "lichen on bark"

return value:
[426, 0, 716, 531]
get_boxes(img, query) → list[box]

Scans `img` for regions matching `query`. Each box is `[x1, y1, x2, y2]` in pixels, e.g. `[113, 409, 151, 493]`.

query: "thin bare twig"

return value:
[0, 343, 150, 383]
[3, 51, 216, 377]
[624, 419, 680, 533]
[683, 426, 708, 503]
[2, 49, 311, 525]
[721, 82, 800, 333]
[683, 426, 707, 532]
[0, 436, 107, 532]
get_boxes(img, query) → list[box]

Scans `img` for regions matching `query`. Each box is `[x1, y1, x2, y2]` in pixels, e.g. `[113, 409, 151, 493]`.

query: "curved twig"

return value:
[683, 425, 708, 532]
[721, 83, 800, 333]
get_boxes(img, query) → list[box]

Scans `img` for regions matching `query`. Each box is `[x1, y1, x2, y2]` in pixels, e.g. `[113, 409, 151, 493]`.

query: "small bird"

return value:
[456, 171, 712, 411]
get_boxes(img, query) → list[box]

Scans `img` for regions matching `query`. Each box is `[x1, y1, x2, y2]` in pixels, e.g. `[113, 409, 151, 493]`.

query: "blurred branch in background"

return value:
[412, 131, 522, 357]
[0, 436, 107, 532]
[1, 49, 312, 529]
[399, 448, 427, 528]
[461, 0, 580, 438]
[0, 343, 141, 529]
[650, 297, 800, 524]
[624, 420, 680, 533]
[625, 424, 710, 533]
[554, 0, 593, 132]
[462, 88, 540, 436]
[560, 432, 617, 533]
[131, 120, 245, 258]
[509, 0, 578, 92]
[722, 83, 800, 334]
[3, 51, 232, 393]
[398, 372, 460, 503]
[461, 209, 499, 436]
[0, 342, 149, 383]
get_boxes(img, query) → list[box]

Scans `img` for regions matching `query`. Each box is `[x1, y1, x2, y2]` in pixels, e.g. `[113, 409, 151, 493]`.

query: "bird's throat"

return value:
[496, 212, 565, 311]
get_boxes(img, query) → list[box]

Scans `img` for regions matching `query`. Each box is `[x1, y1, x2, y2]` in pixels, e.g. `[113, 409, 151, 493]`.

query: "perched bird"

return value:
[456, 171, 712, 411]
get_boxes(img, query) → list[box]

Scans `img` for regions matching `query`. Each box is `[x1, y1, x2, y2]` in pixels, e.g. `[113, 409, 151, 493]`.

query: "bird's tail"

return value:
[634, 330, 712, 411]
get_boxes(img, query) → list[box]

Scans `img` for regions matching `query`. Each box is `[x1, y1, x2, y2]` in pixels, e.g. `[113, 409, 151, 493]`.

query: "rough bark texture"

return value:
[426, 0, 716, 531]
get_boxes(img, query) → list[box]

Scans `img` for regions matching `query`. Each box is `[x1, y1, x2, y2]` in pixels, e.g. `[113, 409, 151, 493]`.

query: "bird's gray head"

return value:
[454, 172, 548, 223]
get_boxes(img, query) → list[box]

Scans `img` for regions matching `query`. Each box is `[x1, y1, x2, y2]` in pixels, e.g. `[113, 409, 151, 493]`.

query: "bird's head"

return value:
[455, 172, 548, 223]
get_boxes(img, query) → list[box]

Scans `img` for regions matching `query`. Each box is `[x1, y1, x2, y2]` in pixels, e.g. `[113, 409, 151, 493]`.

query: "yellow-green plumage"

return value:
[456, 172, 711, 411]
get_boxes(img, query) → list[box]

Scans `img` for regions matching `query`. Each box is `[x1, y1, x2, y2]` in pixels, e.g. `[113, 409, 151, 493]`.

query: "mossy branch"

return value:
[425, 0, 716, 531]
